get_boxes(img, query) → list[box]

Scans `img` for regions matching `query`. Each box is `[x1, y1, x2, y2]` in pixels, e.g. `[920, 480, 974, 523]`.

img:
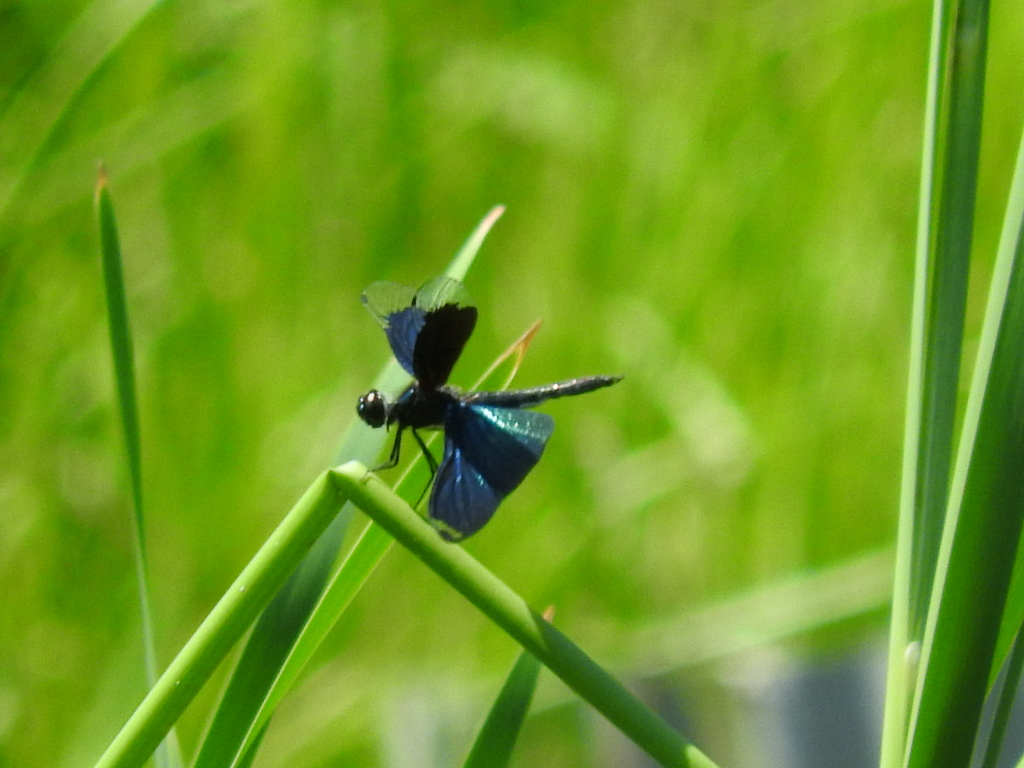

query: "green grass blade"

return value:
[881, 0, 987, 763]
[902, 31, 1024, 768]
[225, 521, 396, 768]
[978, 628, 1024, 768]
[910, 0, 988, 641]
[332, 462, 719, 768]
[196, 208, 504, 768]
[191, 506, 354, 768]
[448, 205, 506, 279]
[95, 169, 182, 768]
[95, 169, 146, 596]
[879, 1, 951, 756]
[985, 125, 1024, 687]
[462, 629, 546, 768]
[92, 471, 348, 768]
[906, 219, 1024, 768]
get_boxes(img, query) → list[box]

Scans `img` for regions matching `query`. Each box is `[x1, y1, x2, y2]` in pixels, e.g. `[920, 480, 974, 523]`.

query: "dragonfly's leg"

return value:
[410, 429, 438, 507]
[371, 427, 404, 471]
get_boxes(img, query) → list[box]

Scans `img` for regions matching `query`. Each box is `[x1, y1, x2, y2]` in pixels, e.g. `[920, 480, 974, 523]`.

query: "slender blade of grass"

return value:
[95, 169, 182, 768]
[900, 18, 1024, 768]
[978, 627, 1024, 768]
[91, 471, 349, 768]
[332, 462, 719, 768]
[196, 207, 503, 768]
[910, 0, 989, 642]
[906, 0, 965, 647]
[906, 209, 1024, 768]
[879, 2, 951, 757]
[881, 0, 986, 763]
[462, 617, 547, 768]
[225, 518, 395, 768]
[191, 507, 353, 768]
[986, 128, 1024, 688]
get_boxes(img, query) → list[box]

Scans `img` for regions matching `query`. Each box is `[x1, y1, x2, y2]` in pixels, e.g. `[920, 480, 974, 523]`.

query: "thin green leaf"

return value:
[910, 0, 988, 642]
[95, 169, 181, 768]
[332, 462, 719, 768]
[880, 0, 986, 762]
[462, 612, 548, 768]
[906, 213, 1024, 768]
[979, 627, 1024, 768]
[92, 471, 348, 768]
[903, 25, 1024, 768]
[447, 205, 506, 281]
[189, 489, 355, 768]
[985, 123, 1024, 687]
[225, 519, 395, 768]
[201, 208, 504, 768]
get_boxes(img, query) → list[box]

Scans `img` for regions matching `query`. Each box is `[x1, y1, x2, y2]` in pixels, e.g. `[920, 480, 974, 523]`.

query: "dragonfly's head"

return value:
[357, 389, 388, 428]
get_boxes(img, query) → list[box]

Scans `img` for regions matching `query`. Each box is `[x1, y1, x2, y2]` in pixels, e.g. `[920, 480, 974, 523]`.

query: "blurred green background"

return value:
[2, 0, 1022, 766]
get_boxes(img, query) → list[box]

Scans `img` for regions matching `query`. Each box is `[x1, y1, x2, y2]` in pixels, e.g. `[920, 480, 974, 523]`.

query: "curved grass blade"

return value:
[461, 607, 552, 768]
[332, 462, 719, 768]
[91, 471, 349, 768]
[191, 509, 352, 768]
[95, 169, 182, 768]
[227, 315, 539, 768]
[199, 208, 503, 768]
[447, 205, 506, 280]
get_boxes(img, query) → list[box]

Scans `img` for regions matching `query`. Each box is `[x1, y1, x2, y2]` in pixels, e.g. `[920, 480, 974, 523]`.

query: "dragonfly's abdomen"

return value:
[456, 374, 622, 409]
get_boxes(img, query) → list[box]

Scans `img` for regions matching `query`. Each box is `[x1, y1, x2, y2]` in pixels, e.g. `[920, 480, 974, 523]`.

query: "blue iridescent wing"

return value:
[362, 276, 476, 387]
[362, 281, 420, 375]
[429, 403, 554, 540]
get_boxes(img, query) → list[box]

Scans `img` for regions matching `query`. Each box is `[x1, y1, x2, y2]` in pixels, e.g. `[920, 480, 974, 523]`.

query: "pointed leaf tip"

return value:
[95, 162, 109, 206]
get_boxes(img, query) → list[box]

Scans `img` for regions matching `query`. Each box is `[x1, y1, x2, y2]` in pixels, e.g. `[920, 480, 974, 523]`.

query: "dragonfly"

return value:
[357, 275, 621, 541]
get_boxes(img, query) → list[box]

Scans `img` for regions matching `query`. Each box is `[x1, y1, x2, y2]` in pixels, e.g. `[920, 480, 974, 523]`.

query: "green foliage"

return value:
[463, 641, 543, 768]
[7, 0, 1024, 765]
[96, 169, 181, 768]
[881, 1, 1024, 767]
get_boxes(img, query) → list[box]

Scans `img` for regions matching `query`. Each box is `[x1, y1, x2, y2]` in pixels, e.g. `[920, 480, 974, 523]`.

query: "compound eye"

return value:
[357, 390, 387, 428]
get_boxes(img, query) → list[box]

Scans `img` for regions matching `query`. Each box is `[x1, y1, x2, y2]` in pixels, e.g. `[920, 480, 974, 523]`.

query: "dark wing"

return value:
[411, 302, 477, 391]
[410, 276, 476, 390]
[429, 403, 553, 540]
[362, 276, 476, 387]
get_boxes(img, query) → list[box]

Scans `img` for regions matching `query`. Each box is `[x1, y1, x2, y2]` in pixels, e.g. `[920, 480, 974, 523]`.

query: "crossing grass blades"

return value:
[357, 275, 621, 540]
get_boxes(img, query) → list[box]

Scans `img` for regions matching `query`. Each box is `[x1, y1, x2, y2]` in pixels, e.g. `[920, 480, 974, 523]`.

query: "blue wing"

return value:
[429, 403, 554, 540]
[362, 281, 423, 376]
[362, 277, 476, 385]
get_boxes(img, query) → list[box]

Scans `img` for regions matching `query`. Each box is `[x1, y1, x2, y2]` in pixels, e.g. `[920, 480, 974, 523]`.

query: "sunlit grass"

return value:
[6, 0, 1021, 765]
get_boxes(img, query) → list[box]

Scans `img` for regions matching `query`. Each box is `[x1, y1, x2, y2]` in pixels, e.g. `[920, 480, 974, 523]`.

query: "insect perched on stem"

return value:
[357, 275, 621, 541]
